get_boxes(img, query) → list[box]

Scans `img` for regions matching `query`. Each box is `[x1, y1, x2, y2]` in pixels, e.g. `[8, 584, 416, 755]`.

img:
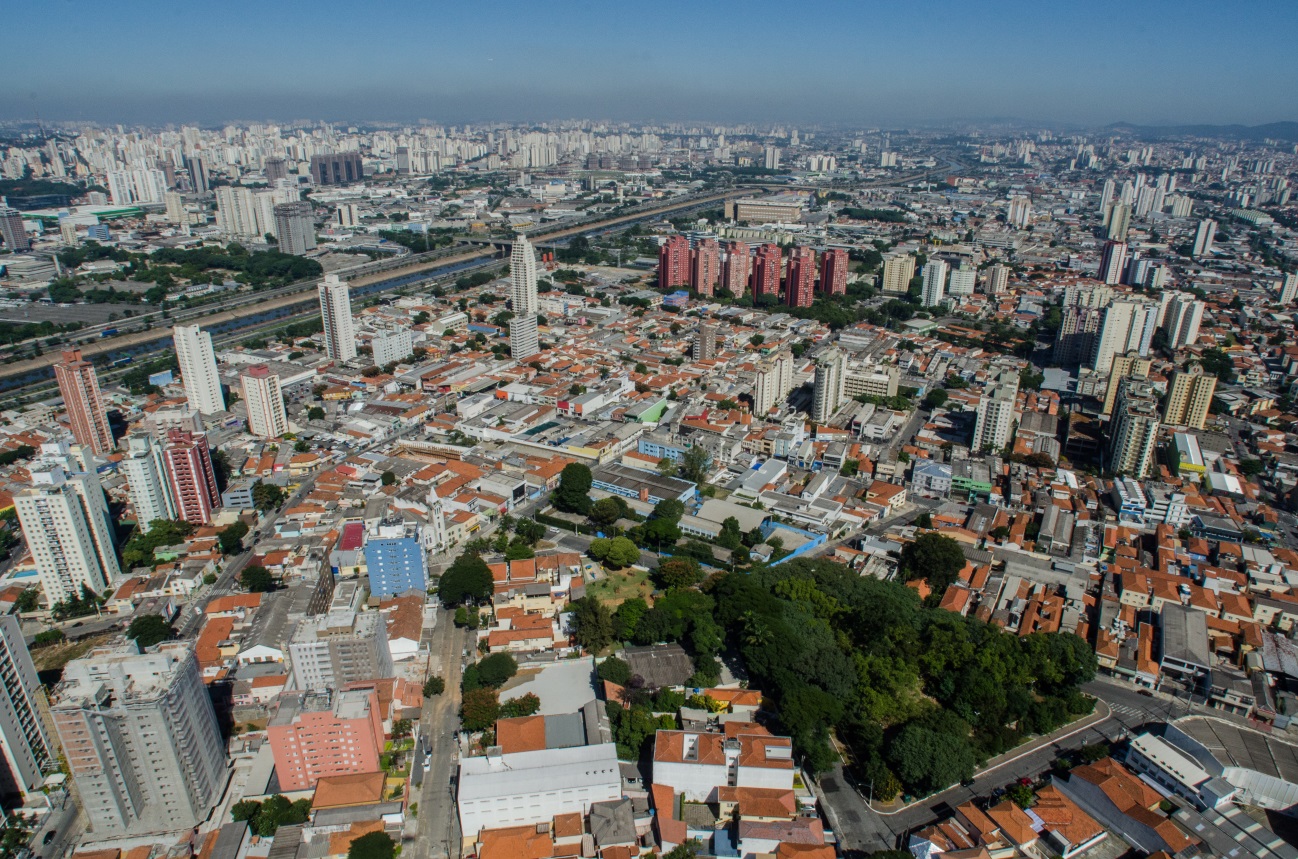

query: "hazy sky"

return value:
[5, 0, 1297, 127]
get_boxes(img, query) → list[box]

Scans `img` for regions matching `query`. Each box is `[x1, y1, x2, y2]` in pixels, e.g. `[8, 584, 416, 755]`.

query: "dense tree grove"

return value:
[582, 556, 1095, 798]
[716, 559, 1095, 795]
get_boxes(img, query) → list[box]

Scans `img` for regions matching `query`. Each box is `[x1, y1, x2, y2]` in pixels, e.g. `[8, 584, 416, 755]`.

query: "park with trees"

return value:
[570, 555, 1095, 799]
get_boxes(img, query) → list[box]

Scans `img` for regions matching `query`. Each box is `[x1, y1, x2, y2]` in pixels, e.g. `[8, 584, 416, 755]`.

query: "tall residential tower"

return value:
[510, 233, 541, 360]
[318, 274, 357, 362]
[54, 349, 114, 456]
[173, 325, 226, 414]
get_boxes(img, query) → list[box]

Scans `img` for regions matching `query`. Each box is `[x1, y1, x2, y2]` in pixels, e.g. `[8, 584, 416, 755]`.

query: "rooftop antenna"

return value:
[30, 93, 46, 140]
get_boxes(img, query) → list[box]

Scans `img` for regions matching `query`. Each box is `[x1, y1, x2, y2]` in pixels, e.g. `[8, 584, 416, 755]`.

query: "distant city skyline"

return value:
[3, 0, 1296, 127]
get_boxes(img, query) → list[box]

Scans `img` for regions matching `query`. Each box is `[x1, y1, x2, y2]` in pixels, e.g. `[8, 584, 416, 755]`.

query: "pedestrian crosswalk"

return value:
[1108, 702, 1144, 719]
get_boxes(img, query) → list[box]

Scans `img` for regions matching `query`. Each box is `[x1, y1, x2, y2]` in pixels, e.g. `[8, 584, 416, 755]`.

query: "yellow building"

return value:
[880, 253, 917, 294]
[1164, 364, 1217, 430]
[1102, 352, 1152, 417]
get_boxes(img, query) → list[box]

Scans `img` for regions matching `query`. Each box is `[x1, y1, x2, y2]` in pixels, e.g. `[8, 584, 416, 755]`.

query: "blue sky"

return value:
[5, 0, 1296, 127]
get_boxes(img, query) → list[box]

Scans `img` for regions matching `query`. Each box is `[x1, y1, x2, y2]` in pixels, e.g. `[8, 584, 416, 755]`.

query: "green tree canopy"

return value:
[347, 831, 396, 859]
[241, 565, 275, 593]
[899, 532, 967, 594]
[597, 655, 632, 685]
[476, 653, 518, 688]
[126, 614, 173, 648]
[438, 551, 493, 605]
[218, 521, 249, 555]
[460, 688, 500, 731]
[655, 557, 702, 590]
[553, 463, 593, 514]
[571, 596, 614, 653]
[251, 481, 286, 511]
[589, 536, 640, 569]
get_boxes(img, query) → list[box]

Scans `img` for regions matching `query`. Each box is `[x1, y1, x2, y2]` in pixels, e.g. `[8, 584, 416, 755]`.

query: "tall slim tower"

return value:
[1162, 295, 1205, 350]
[657, 235, 690, 289]
[37, 443, 119, 584]
[1102, 352, 1153, 417]
[920, 259, 949, 308]
[240, 365, 289, 439]
[173, 325, 226, 414]
[161, 430, 221, 526]
[1280, 273, 1298, 305]
[122, 435, 178, 532]
[51, 642, 226, 835]
[510, 233, 541, 360]
[785, 247, 816, 308]
[1107, 202, 1132, 240]
[54, 349, 114, 456]
[14, 466, 116, 604]
[692, 324, 718, 362]
[1109, 376, 1162, 477]
[1098, 241, 1128, 285]
[972, 379, 1019, 453]
[690, 238, 721, 297]
[983, 264, 1010, 296]
[819, 248, 848, 296]
[812, 346, 846, 422]
[722, 241, 750, 297]
[0, 616, 55, 802]
[273, 201, 316, 255]
[318, 274, 357, 362]
[751, 244, 782, 300]
[0, 208, 29, 252]
[753, 352, 793, 417]
[1163, 365, 1217, 431]
[1192, 219, 1217, 258]
[1090, 300, 1158, 374]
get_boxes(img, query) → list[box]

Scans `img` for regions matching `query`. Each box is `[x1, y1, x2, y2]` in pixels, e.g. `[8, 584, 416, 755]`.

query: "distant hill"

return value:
[1107, 121, 1298, 142]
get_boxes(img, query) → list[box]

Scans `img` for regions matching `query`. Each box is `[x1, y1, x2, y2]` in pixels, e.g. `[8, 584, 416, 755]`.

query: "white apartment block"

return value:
[15, 466, 117, 604]
[240, 365, 289, 439]
[121, 435, 178, 532]
[372, 328, 414, 366]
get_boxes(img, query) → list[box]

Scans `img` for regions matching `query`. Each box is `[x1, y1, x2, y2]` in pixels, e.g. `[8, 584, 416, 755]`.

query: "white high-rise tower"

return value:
[318, 274, 357, 362]
[121, 436, 178, 532]
[812, 346, 846, 423]
[240, 365, 289, 439]
[14, 465, 116, 605]
[173, 325, 226, 414]
[920, 259, 949, 308]
[509, 233, 540, 360]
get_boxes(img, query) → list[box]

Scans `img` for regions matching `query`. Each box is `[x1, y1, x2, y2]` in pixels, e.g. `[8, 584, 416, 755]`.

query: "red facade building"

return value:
[690, 238, 721, 297]
[819, 248, 849, 296]
[722, 241, 750, 297]
[162, 429, 221, 525]
[658, 235, 691, 289]
[53, 349, 114, 455]
[751, 244, 783, 300]
[267, 688, 385, 792]
[785, 246, 816, 308]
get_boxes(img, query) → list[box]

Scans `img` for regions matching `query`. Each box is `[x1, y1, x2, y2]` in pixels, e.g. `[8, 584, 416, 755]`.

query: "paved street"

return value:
[817, 696, 1120, 853]
[815, 673, 1222, 854]
[33, 797, 82, 859]
[413, 608, 472, 859]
